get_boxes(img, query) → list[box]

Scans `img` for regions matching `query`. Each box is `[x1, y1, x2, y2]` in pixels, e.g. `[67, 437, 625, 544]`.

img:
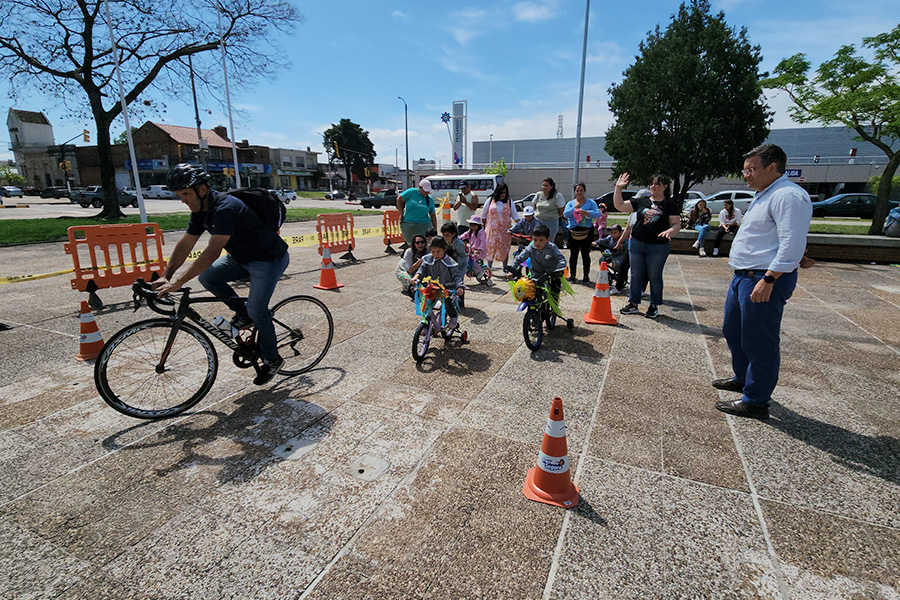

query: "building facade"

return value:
[6, 109, 81, 188]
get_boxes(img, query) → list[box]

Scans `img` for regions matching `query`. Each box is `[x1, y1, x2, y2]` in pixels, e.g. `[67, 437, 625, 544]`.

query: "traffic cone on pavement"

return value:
[442, 198, 452, 223]
[314, 242, 344, 290]
[522, 397, 580, 508]
[584, 261, 618, 325]
[76, 300, 104, 361]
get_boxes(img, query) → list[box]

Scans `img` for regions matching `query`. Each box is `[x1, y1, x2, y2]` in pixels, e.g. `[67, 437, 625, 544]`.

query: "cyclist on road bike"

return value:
[154, 163, 290, 385]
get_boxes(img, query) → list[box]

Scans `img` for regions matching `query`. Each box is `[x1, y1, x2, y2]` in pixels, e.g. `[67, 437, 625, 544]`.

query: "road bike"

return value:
[412, 278, 467, 362]
[505, 266, 574, 351]
[94, 279, 334, 419]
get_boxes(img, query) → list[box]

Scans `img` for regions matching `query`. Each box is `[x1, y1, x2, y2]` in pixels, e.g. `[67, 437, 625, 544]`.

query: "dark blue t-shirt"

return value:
[187, 190, 288, 264]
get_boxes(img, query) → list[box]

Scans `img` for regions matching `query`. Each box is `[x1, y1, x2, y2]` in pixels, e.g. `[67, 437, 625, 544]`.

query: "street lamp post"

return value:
[489, 133, 493, 167]
[398, 96, 409, 189]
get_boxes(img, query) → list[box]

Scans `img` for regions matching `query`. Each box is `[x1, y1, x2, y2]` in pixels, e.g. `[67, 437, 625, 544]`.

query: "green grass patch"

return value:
[0, 207, 381, 246]
[808, 223, 873, 235]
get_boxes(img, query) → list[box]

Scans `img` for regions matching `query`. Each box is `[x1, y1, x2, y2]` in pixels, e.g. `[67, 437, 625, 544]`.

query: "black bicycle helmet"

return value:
[167, 163, 209, 191]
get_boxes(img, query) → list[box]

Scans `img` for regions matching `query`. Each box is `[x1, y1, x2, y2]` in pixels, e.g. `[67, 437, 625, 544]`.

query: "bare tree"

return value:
[0, 0, 301, 217]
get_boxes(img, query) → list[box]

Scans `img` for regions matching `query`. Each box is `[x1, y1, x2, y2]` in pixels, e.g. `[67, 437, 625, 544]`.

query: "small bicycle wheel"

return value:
[95, 319, 218, 419]
[523, 310, 543, 351]
[413, 321, 431, 361]
[271, 295, 334, 376]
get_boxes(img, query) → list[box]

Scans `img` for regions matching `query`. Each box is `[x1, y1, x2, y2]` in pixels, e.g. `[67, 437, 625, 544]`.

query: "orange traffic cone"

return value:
[584, 261, 618, 325]
[76, 300, 104, 361]
[314, 242, 344, 290]
[522, 397, 580, 508]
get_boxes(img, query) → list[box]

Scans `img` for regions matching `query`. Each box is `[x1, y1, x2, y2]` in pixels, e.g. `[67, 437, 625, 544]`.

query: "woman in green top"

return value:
[397, 179, 438, 244]
[532, 177, 565, 244]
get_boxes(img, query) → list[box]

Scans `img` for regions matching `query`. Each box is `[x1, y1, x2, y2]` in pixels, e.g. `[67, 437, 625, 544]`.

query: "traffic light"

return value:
[333, 141, 340, 158]
[65, 160, 71, 171]
[59, 160, 71, 171]
[83, 129, 90, 143]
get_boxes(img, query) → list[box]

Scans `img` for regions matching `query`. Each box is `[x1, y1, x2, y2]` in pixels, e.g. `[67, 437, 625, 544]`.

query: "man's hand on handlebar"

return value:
[153, 275, 182, 296]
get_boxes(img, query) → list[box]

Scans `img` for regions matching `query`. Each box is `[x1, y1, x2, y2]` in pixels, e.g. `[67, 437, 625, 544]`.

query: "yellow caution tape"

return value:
[0, 225, 391, 284]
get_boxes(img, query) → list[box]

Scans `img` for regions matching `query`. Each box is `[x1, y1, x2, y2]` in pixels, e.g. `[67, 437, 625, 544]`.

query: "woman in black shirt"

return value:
[612, 173, 681, 318]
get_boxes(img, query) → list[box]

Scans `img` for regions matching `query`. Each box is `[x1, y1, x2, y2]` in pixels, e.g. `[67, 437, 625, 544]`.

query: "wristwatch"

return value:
[763, 274, 776, 284]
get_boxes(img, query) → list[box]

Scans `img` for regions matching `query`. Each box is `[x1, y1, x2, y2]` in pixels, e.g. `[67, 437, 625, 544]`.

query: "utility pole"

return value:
[398, 97, 409, 189]
[188, 54, 208, 173]
[572, 0, 590, 187]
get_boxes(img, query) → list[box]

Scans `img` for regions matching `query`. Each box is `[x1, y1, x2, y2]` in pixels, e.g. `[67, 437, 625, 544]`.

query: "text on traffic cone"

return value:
[522, 397, 580, 508]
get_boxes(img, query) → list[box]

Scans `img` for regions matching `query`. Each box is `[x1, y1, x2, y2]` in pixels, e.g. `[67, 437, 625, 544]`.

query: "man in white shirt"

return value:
[713, 144, 812, 419]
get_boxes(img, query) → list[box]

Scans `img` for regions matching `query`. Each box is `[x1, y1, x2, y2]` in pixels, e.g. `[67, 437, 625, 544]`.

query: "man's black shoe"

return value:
[254, 356, 285, 385]
[712, 378, 744, 392]
[715, 399, 769, 420]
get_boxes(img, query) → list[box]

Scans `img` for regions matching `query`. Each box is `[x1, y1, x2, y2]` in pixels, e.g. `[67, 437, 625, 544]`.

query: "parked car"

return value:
[514, 193, 537, 214]
[272, 188, 297, 204]
[70, 186, 138, 208]
[359, 188, 398, 208]
[145, 184, 176, 199]
[0, 186, 24, 198]
[40, 186, 70, 199]
[596, 190, 638, 213]
[324, 190, 345, 200]
[21, 186, 40, 196]
[684, 190, 756, 215]
[810, 193, 898, 218]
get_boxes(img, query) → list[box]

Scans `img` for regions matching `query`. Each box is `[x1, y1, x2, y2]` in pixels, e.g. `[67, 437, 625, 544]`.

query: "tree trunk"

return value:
[94, 109, 125, 219]
[869, 151, 899, 235]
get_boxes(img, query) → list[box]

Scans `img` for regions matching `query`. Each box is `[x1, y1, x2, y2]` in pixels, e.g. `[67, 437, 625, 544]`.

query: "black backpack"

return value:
[227, 188, 286, 232]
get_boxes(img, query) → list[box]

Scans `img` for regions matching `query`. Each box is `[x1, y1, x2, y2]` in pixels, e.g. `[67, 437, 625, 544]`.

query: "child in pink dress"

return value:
[460, 215, 489, 282]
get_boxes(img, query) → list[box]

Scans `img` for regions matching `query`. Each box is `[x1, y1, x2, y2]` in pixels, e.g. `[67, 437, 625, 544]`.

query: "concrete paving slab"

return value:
[762, 501, 900, 599]
[2, 230, 899, 598]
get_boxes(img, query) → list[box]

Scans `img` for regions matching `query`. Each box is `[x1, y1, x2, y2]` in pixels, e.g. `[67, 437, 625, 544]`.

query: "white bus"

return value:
[423, 173, 504, 206]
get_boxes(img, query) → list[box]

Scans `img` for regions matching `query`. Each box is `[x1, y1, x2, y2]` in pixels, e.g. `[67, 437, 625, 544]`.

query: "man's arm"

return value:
[156, 234, 230, 294]
[154, 233, 200, 290]
[466, 192, 478, 211]
[751, 192, 812, 303]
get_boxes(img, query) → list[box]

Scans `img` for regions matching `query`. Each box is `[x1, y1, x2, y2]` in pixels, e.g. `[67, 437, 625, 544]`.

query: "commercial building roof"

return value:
[149, 122, 233, 148]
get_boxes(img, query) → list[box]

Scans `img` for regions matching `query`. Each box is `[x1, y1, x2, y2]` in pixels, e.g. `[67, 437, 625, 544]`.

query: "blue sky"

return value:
[2, 0, 897, 169]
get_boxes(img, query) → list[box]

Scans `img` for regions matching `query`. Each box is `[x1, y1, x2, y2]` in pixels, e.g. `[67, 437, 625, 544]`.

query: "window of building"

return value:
[282, 158, 292, 167]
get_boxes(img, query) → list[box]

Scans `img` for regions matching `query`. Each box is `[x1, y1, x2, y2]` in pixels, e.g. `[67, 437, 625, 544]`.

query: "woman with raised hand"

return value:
[612, 172, 681, 319]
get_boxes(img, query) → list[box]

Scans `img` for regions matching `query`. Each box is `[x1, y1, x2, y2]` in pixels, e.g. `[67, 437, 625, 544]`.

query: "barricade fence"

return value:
[2, 223, 406, 286]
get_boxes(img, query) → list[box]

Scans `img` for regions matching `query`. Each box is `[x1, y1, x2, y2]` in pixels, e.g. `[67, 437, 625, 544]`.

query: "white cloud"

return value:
[392, 10, 407, 19]
[587, 42, 624, 66]
[233, 103, 264, 112]
[442, 9, 487, 46]
[512, 1, 559, 23]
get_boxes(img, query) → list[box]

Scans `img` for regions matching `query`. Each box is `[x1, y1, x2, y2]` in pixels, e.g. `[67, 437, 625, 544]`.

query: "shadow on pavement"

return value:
[415, 342, 492, 375]
[768, 403, 900, 486]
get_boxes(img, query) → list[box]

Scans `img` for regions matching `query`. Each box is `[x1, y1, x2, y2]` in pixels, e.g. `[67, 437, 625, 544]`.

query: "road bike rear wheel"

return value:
[271, 295, 334, 376]
[94, 319, 218, 419]
[523, 310, 543, 351]
[413, 320, 432, 361]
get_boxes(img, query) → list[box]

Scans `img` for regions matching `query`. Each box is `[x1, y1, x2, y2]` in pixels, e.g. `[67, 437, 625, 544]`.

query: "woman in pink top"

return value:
[480, 182, 520, 271]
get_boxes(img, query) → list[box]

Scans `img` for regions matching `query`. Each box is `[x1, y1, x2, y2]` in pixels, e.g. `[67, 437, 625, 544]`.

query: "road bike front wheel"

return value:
[94, 319, 218, 420]
[413, 320, 432, 362]
[271, 295, 334, 376]
[523, 310, 543, 351]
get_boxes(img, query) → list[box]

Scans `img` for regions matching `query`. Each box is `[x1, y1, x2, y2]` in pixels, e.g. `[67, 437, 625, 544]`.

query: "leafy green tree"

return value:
[0, 165, 26, 186]
[484, 157, 508, 177]
[0, 0, 300, 219]
[604, 0, 769, 205]
[113, 127, 139, 145]
[761, 25, 900, 234]
[322, 119, 376, 191]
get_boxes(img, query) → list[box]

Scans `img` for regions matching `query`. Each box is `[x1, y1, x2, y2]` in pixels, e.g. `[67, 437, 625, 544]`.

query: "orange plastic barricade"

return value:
[316, 212, 356, 261]
[64, 223, 167, 310]
[382, 210, 404, 255]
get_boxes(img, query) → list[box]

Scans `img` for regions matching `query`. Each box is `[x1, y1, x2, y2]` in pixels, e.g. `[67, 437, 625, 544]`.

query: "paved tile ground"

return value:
[1, 217, 899, 599]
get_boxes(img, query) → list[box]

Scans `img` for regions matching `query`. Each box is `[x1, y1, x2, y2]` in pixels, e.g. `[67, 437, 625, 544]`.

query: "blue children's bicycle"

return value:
[412, 278, 468, 361]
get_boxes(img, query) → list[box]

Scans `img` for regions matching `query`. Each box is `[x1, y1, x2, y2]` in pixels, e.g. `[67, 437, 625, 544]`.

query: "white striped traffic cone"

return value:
[76, 300, 104, 361]
[584, 261, 618, 325]
[314, 242, 344, 290]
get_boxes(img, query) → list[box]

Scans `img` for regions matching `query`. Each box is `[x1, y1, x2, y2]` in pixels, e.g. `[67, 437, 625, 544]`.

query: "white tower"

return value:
[557, 114, 564, 139]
